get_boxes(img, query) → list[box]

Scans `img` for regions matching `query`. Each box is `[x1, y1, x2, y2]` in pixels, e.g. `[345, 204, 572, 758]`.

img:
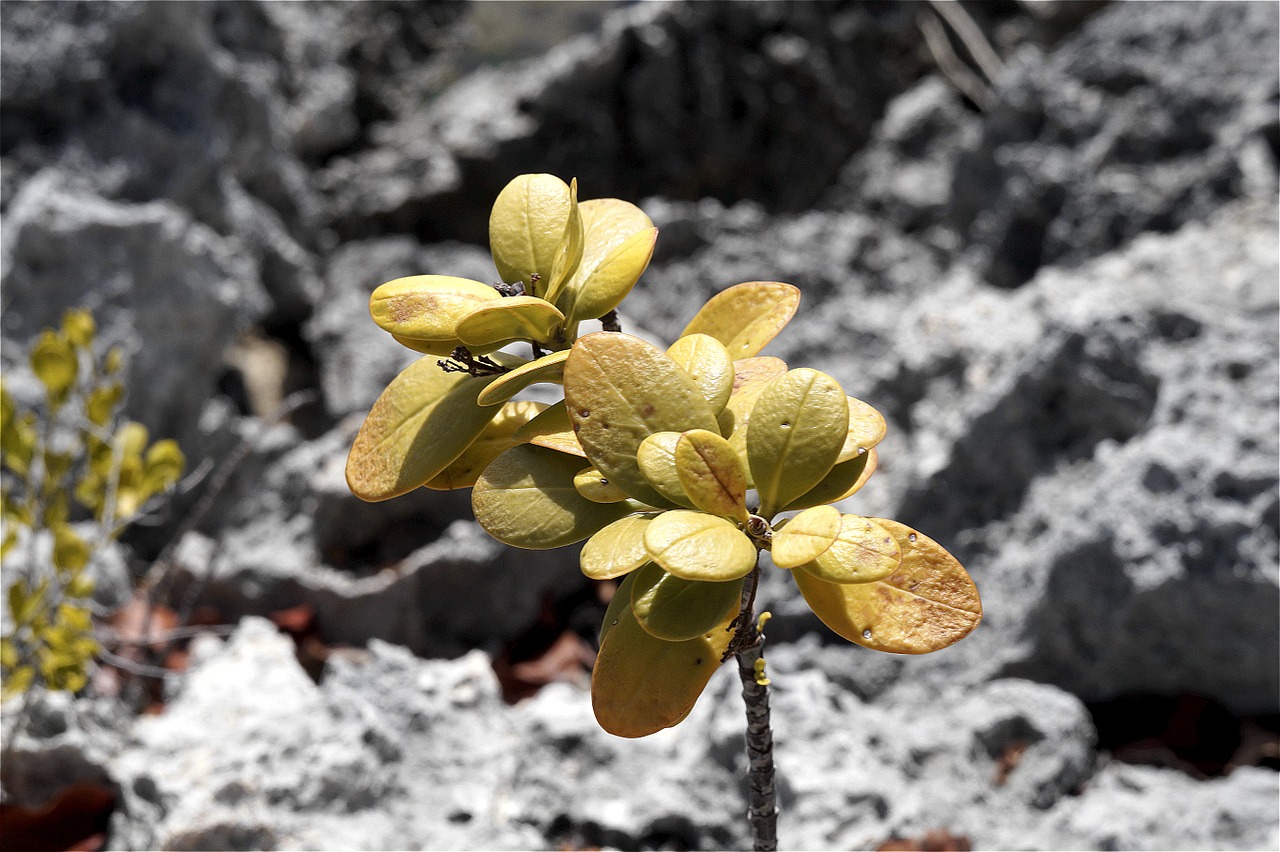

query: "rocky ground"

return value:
[1, 1, 1277, 850]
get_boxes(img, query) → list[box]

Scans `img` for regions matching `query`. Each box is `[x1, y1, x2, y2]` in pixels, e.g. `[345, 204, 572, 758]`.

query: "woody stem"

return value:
[733, 563, 778, 851]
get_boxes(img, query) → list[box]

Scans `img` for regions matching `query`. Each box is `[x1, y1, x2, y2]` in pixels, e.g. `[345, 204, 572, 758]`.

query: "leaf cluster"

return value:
[2, 310, 185, 699]
[346, 175, 981, 738]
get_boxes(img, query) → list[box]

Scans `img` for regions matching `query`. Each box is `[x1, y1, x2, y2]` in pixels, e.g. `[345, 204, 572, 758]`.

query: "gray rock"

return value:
[0, 173, 268, 445]
[322, 0, 933, 242]
[96, 625, 1277, 850]
[949, 0, 1280, 287]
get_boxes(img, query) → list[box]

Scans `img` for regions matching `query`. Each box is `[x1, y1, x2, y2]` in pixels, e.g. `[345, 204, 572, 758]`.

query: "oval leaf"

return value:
[643, 510, 757, 582]
[667, 334, 734, 415]
[593, 572, 735, 738]
[472, 444, 633, 549]
[369, 276, 501, 351]
[455, 296, 565, 349]
[565, 333, 719, 507]
[675, 430, 749, 522]
[544, 178, 584, 308]
[346, 355, 516, 501]
[489, 173, 573, 297]
[770, 505, 841, 570]
[637, 432, 694, 508]
[567, 227, 658, 323]
[574, 465, 630, 503]
[513, 403, 587, 458]
[630, 561, 743, 642]
[680, 281, 800, 358]
[800, 514, 900, 584]
[476, 349, 570, 407]
[782, 448, 878, 512]
[581, 515, 655, 580]
[718, 357, 789, 486]
[793, 519, 981, 654]
[425, 401, 547, 490]
[748, 369, 849, 518]
[836, 396, 888, 463]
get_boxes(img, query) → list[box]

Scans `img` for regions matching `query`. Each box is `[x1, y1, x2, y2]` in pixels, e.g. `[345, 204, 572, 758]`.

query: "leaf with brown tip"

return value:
[792, 519, 981, 654]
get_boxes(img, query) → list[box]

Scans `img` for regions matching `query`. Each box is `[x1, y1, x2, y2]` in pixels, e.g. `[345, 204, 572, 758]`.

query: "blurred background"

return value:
[1, 1, 1276, 849]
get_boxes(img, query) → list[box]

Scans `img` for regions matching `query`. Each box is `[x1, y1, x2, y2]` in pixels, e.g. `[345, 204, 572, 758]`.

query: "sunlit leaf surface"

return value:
[793, 520, 981, 654]
[630, 561, 742, 642]
[643, 510, 757, 582]
[565, 333, 718, 507]
[748, 368, 849, 517]
[346, 355, 517, 501]
[680, 281, 800, 358]
[472, 444, 633, 549]
[593, 572, 735, 738]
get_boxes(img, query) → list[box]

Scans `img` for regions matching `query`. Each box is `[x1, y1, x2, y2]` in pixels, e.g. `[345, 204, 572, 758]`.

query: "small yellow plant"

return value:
[345, 172, 982, 731]
[1, 310, 185, 698]
[346, 173, 981, 847]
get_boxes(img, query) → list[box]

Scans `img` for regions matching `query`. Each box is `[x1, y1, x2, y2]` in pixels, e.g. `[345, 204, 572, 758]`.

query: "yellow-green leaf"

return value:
[799, 514, 900, 584]
[782, 448, 878, 512]
[643, 510, 757, 582]
[680, 281, 801, 358]
[564, 333, 719, 507]
[424, 400, 546, 490]
[544, 178, 584, 309]
[564, 197, 657, 321]
[770, 505, 841, 570]
[793, 519, 981, 654]
[718, 357, 789, 484]
[748, 368, 849, 518]
[581, 515, 655, 580]
[52, 524, 91, 573]
[476, 350, 569, 407]
[636, 432, 693, 508]
[30, 331, 78, 400]
[142, 440, 186, 494]
[489, 173, 574, 298]
[61, 309, 95, 349]
[86, 383, 124, 427]
[567, 226, 657, 323]
[837, 396, 888, 463]
[472, 444, 633, 549]
[369, 276, 502, 354]
[345, 355, 517, 501]
[455, 296, 566, 349]
[513, 403, 587, 458]
[675, 430, 748, 522]
[592, 572, 734, 738]
[629, 561, 742, 642]
[667, 334, 734, 416]
[573, 465, 630, 503]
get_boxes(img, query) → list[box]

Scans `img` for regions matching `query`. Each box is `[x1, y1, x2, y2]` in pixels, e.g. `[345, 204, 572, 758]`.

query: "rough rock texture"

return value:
[2, 1, 1278, 850]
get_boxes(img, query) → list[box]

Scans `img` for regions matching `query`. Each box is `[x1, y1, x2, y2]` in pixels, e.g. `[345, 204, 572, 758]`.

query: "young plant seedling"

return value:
[346, 174, 981, 850]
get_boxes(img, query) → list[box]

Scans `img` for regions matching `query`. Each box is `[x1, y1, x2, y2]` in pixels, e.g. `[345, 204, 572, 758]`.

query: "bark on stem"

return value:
[732, 566, 778, 851]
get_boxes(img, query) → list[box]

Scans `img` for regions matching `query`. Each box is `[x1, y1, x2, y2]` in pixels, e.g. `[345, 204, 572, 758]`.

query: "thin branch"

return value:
[599, 310, 622, 333]
[927, 0, 1006, 86]
[919, 8, 994, 112]
[124, 390, 316, 708]
[730, 558, 778, 852]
